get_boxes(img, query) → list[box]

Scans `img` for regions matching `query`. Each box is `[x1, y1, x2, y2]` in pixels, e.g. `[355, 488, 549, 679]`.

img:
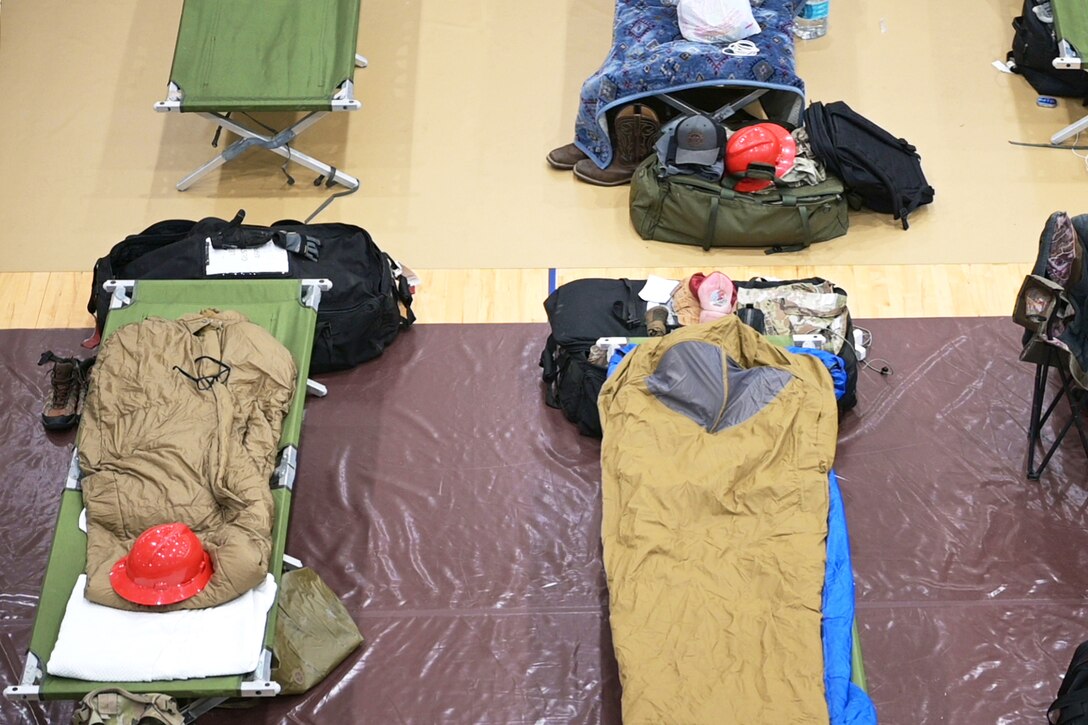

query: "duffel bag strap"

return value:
[540, 335, 559, 384]
[766, 195, 813, 255]
[397, 275, 417, 326]
[385, 253, 416, 327]
[704, 187, 738, 252]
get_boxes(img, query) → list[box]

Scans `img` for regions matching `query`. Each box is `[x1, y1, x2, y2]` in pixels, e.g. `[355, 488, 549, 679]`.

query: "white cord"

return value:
[1073, 132, 1088, 174]
[721, 40, 759, 56]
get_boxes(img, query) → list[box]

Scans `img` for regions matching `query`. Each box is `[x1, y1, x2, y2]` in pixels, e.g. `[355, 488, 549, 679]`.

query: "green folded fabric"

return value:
[171, 0, 361, 112]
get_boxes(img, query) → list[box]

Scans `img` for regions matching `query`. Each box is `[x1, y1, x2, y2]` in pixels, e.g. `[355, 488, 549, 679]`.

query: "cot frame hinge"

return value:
[65, 447, 83, 491]
[154, 81, 183, 112]
[238, 649, 280, 697]
[3, 651, 43, 701]
[273, 445, 297, 491]
[300, 278, 333, 311]
[104, 280, 136, 310]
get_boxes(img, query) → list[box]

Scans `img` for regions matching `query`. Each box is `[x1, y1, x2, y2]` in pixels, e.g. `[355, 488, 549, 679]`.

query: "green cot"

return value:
[3, 279, 329, 720]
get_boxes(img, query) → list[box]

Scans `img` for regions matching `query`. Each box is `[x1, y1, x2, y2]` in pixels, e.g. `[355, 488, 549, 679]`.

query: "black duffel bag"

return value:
[87, 211, 414, 373]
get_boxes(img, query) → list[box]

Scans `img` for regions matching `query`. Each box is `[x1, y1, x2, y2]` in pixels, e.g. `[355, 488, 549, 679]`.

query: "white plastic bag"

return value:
[676, 0, 761, 44]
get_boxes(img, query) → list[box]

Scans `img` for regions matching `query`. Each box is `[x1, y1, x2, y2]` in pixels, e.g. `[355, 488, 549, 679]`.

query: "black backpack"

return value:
[1008, 0, 1088, 100]
[87, 211, 415, 374]
[1049, 640, 1088, 724]
[805, 100, 934, 230]
[539, 279, 649, 437]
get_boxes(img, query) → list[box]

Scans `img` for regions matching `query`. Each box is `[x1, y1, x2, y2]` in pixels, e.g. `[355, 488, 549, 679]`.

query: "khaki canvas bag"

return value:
[271, 568, 365, 695]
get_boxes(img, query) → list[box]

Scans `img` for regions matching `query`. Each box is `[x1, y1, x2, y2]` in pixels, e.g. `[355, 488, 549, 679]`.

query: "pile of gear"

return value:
[548, 99, 934, 252]
[540, 273, 874, 438]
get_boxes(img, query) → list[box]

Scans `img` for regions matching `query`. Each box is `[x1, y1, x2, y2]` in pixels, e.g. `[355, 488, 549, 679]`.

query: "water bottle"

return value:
[794, 0, 829, 40]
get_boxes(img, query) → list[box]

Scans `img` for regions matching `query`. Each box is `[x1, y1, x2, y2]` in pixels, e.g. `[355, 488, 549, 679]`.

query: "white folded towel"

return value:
[47, 574, 277, 682]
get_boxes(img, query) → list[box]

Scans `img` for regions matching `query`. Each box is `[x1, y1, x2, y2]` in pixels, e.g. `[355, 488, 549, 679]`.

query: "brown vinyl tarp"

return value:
[0, 318, 1085, 724]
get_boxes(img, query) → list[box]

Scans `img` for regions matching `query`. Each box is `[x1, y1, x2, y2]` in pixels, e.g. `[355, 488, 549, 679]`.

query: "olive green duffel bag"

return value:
[629, 157, 849, 253]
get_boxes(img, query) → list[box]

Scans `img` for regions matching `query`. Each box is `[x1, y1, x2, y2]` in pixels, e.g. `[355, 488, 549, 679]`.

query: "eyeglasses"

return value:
[173, 356, 232, 391]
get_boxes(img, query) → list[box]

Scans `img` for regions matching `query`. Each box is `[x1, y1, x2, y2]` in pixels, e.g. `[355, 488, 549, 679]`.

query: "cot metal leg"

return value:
[656, 93, 702, 117]
[711, 88, 769, 122]
[181, 697, 229, 723]
[1051, 113, 1088, 145]
[306, 379, 328, 397]
[177, 112, 359, 191]
[175, 154, 230, 192]
[355, 53, 368, 68]
[655, 87, 768, 123]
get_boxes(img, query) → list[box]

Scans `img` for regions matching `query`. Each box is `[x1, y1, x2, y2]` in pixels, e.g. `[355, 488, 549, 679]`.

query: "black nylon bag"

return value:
[539, 279, 649, 437]
[1009, 0, 1088, 100]
[1049, 640, 1088, 724]
[806, 101, 934, 230]
[540, 337, 609, 438]
[88, 212, 414, 374]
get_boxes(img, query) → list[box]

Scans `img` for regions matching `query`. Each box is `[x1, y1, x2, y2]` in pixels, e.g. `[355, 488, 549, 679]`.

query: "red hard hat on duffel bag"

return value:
[110, 522, 214, 606]
[725, 123, 797, 192]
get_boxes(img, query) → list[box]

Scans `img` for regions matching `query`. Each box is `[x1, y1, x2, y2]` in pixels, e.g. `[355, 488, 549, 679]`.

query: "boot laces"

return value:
[51, 363, 81, 406]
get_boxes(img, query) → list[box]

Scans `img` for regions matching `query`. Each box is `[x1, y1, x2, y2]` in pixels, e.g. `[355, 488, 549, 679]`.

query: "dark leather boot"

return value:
[573, 104, 660, 186]
[546, 143, 588, 170]
[39, 352, 85, 431]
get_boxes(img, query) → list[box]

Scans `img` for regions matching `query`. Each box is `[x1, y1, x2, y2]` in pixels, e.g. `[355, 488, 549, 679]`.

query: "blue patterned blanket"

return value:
[575, 0, 806, 168]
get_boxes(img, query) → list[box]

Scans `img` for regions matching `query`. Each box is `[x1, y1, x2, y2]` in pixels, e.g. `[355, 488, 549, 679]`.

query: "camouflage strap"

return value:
[71, 688, 183, 725]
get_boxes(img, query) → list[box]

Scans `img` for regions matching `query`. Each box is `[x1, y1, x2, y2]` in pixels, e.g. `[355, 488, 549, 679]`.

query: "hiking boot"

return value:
[646, 306, 669, 337]
[587, 344, 609, 367]
[39, 351, 86, 431]
[546, 143, 588, 170]
[572, 104, 660, 186]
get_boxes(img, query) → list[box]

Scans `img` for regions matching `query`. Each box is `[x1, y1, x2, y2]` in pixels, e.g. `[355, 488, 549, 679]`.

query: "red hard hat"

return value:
[110, 523, 214, 606]
[725, 123, 797, 192]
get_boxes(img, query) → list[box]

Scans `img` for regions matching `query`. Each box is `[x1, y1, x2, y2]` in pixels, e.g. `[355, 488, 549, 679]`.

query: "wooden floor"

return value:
[0, 264, 1025, 330]
[0, 0, 1041, 331]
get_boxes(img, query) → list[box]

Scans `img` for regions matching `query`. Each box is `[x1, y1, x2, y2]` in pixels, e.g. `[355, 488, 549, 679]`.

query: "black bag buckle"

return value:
[738, 162, 776, 182]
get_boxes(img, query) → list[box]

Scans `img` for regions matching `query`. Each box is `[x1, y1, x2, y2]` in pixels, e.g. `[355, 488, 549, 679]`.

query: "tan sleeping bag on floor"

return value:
[598, 316, 837, 724]
[78, 310, 296, 611]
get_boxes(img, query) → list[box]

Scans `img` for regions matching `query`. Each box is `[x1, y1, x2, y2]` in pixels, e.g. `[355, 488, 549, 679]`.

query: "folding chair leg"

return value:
[1027, 361, 1047, 480]
[177, 112, 360, 191]
[1026, 358, 1088, 480]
